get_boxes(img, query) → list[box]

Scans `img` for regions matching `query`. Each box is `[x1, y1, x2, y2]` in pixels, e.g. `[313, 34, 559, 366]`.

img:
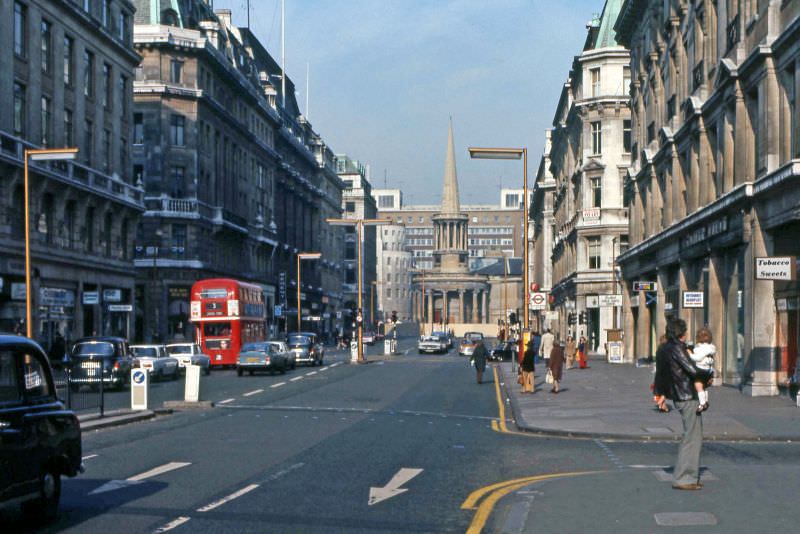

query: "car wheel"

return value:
[237, 367, 243, 377]
[24, 467, 61, 521]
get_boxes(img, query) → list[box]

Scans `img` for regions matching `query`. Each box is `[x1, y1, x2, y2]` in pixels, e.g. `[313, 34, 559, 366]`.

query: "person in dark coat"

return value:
[472, 340, 488, 384]
[530, 331, 541, 364]
[521, 338, 536, 393]
[548, 339, 565, 393]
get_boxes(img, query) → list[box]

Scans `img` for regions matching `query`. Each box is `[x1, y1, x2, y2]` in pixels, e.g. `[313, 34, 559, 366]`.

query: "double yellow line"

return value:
[461, 365, 599, 532]
[461, 471, 598, 533]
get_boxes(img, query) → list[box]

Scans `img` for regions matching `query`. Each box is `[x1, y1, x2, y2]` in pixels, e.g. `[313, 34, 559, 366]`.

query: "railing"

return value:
[52, 365, 105, 416]
[144, 196, 215, 219]
[0, 131, 144, 207]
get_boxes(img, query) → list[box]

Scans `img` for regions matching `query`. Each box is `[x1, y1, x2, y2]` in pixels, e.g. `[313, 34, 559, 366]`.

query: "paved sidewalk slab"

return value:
[500, 360, 800, 441]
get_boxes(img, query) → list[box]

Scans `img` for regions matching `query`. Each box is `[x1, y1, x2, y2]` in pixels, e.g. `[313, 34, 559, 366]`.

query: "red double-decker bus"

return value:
[190, 278, 266, 367]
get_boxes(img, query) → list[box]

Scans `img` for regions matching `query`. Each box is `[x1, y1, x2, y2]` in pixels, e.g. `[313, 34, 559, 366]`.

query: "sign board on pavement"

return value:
[755, 257, 796, 280]
[682, 291, 704, 308]
[598, 294, 622, 307]
[607, 341, 624, 363]
[530, 292, 547, 310]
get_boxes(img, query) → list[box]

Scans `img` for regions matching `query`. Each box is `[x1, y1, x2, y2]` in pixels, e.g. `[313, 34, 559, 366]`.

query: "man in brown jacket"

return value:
[565, 336, 577, 369]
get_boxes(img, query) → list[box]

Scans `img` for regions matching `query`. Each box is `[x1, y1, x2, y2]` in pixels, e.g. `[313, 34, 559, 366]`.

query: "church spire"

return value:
[441, 118, 461, 214]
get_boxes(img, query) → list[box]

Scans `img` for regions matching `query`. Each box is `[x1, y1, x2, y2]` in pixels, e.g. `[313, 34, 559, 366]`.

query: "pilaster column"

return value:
[471, 290, 478, 323]
[427, 291, 433, 327]
[458, 290, 465, 323]
[482, 290, 489, 323]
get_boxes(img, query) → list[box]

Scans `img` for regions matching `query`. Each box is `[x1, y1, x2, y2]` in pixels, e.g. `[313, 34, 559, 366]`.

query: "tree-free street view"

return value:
[2, 0, 800, 532]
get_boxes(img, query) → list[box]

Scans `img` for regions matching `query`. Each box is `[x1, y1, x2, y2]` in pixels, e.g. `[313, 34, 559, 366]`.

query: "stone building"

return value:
[132, 2, 344, 342]
[615, 0, 800, 395]
[541, 0, 631, 353]
[531, 130, 557, 327]
[375, 223, 413, 322]
[0, 0, 144, 348]
[337, 155, 377, 325]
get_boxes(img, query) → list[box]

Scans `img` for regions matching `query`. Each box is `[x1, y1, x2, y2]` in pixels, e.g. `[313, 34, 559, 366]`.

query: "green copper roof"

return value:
[593, 0, 624, 49]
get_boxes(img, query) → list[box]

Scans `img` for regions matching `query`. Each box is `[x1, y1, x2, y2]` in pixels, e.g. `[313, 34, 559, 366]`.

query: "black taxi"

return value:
[0, 335, 82, 519]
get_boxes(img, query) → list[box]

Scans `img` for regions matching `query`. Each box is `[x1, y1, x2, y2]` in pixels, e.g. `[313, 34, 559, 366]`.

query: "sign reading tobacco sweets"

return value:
[755, 257, 797, 281]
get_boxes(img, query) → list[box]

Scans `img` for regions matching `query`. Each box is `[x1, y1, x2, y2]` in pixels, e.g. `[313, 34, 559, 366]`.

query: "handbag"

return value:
[545, 369, 554, 384]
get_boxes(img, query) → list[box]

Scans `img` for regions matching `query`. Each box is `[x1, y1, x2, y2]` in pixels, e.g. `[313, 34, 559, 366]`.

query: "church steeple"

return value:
[441, 118, 460, 214]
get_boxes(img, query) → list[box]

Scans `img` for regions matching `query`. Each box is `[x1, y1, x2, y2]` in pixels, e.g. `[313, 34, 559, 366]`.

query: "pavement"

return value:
[500, 356, 800, 441]
[78, 409, 159, 431]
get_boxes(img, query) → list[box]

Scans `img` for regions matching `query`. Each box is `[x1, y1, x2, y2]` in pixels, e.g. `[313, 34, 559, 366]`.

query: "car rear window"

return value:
[241, 343, 267, 352]
[288, 335, 310, 345]
[73, 342, 115, 357]
[167, 345, 192, 354]
[131, 347, 158, 358]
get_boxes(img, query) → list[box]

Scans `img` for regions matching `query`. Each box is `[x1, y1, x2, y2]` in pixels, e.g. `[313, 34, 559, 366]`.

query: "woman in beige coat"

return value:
[565, 336, 577, 369]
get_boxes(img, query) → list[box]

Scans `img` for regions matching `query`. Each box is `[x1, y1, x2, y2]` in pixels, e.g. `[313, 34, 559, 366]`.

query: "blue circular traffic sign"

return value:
[132, 370, 146, 384]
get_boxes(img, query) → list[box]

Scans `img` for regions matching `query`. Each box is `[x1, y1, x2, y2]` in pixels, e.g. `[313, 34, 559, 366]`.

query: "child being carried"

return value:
[689, 327, 716, 413]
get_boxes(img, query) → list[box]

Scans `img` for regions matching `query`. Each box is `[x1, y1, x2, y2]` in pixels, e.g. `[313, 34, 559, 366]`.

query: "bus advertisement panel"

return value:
[190, 279, 266, 367]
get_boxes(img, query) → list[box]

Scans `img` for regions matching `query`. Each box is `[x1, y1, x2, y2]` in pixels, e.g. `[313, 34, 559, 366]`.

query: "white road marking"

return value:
[90, 462, 191, 494]
[271, 382, 286, 388]
[217, 398, 235, 404]
[128, 462, 192, 482]
[290, 376, 304, 381]
[153, 516, 191, 533]
[82, 454, 98, 461]
[197, 483, 260, 512]
[243, 389, 264, 397]
[305, 371, 317, 376]
[319, 366, 329, 372]
[368, 468, 424, 506]
[330, 362, 342, 367]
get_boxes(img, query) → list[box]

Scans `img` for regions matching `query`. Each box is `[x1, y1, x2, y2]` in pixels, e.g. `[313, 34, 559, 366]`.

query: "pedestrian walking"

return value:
[577, 335, 588, 369]
[654, 317, 705, 490]
[472, 339, 488, 384]
[520, 338, 536, 393]
[548, 339, 565, 393]
[565, 336, 577, 369]
[688, 327, 716, 412]
[540, 329, 554, 364]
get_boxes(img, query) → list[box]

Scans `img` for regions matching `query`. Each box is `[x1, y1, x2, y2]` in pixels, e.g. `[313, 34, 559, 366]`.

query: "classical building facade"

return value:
[132, 2, 344, 342]
[375, 223, 413, 322]
[543, 0, 631, 353]
[0, 0, 144, 348]
[336, 155, 377, 324]
[615, 0, 800, 395]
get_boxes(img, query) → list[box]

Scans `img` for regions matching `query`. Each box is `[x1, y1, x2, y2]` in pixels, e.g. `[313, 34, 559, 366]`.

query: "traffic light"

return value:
[579, 312, 587, 325]
[391, 311, 398, 323]
[509, 312, 518, 325]
[568, 312, 576, 325]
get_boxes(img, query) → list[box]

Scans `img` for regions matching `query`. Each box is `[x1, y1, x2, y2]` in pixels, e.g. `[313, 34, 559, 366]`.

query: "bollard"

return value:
[184, 364, 200, 402]
[384, 339, 392, 355]
[350, 341, 359, 363]
[130, 368, 149, 410]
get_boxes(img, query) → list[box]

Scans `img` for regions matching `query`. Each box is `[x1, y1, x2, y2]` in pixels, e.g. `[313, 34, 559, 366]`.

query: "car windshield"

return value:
[466, 333, 483, 341]
[131, 347, 158, 358]
[241, 343, 268, 352]
[288, 335, 310, 345]
[167, 345, 193, 354]
[422, 336, 438, 342]
[73, 342, 115, 357]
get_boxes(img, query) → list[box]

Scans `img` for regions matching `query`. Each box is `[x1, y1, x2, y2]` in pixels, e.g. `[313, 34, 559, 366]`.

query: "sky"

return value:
[214, 0, 608, 205]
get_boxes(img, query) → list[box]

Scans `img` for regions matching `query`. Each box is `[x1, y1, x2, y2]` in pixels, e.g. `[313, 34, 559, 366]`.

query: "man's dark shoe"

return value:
[672, 482, 702, 490]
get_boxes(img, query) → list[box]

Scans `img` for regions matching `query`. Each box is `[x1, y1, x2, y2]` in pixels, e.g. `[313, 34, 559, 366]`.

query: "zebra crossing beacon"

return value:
[326, 218, 391, 363]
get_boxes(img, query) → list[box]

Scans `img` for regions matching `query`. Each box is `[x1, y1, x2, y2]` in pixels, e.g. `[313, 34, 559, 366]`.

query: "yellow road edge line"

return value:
[461, 475, 549, 510]
[465, 471, 601, 533]
[491, 365, 509, 432]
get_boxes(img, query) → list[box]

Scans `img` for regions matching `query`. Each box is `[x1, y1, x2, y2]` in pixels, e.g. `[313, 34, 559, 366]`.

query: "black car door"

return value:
[0, 348, 37, 501]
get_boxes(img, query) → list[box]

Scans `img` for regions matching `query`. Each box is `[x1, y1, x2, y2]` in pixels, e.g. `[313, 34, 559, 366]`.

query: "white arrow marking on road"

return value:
[89, 462, 191, 494]
[368, 468, 423, 506]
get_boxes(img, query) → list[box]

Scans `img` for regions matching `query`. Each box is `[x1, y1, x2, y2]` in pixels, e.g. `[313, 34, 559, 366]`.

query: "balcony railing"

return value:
[144, 196, 215, 219]
[0, 131, 144, 208]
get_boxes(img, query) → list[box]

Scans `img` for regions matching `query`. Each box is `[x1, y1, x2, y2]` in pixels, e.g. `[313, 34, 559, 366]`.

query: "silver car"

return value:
[267, 341, 295, 370]
[165, 343, 211, 375]
[131, 344, 179, 381]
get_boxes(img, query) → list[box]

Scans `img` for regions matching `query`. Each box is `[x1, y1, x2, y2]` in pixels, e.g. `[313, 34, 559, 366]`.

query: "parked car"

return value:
[287, 333, 324, 366]
[418, 335, 447, 354]
[489, 340, 517, 361]
[130, 344, 179, 381]
[458, 332, 484, 357]
[362, 331, 376, 345]
[433, 331, 453, 349]
[67, 337, 133, 390]
[165, 343, 211, 375]
[0, 335, 83, 519]
[237, 342, 289, 376]
[267, 341, 295, 370]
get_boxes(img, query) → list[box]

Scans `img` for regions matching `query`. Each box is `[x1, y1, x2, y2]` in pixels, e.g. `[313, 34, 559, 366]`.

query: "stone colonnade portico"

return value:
[410, 283, 490, 325]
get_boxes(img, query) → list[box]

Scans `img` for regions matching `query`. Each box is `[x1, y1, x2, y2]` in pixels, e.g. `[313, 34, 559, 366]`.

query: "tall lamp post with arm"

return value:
[24, 148, 79, 338]
[296, 252, 322, 332]
[468, 147, 529, 331]
[326, 218, 390, 362]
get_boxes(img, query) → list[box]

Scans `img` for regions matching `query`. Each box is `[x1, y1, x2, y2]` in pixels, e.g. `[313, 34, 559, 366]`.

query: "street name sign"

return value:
[598, 294, 622, 307]
[755, 256, 796, 280]
[633, 281, 657, 291]
[682, 291, 704, 308]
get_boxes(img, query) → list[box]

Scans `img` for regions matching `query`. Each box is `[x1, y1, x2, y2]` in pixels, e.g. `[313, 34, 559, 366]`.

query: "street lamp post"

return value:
[297, 252, 322, 332]
[326, 218, 390, 362]
[24, 148, 79, 338]
[468, 147, 529, 331]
